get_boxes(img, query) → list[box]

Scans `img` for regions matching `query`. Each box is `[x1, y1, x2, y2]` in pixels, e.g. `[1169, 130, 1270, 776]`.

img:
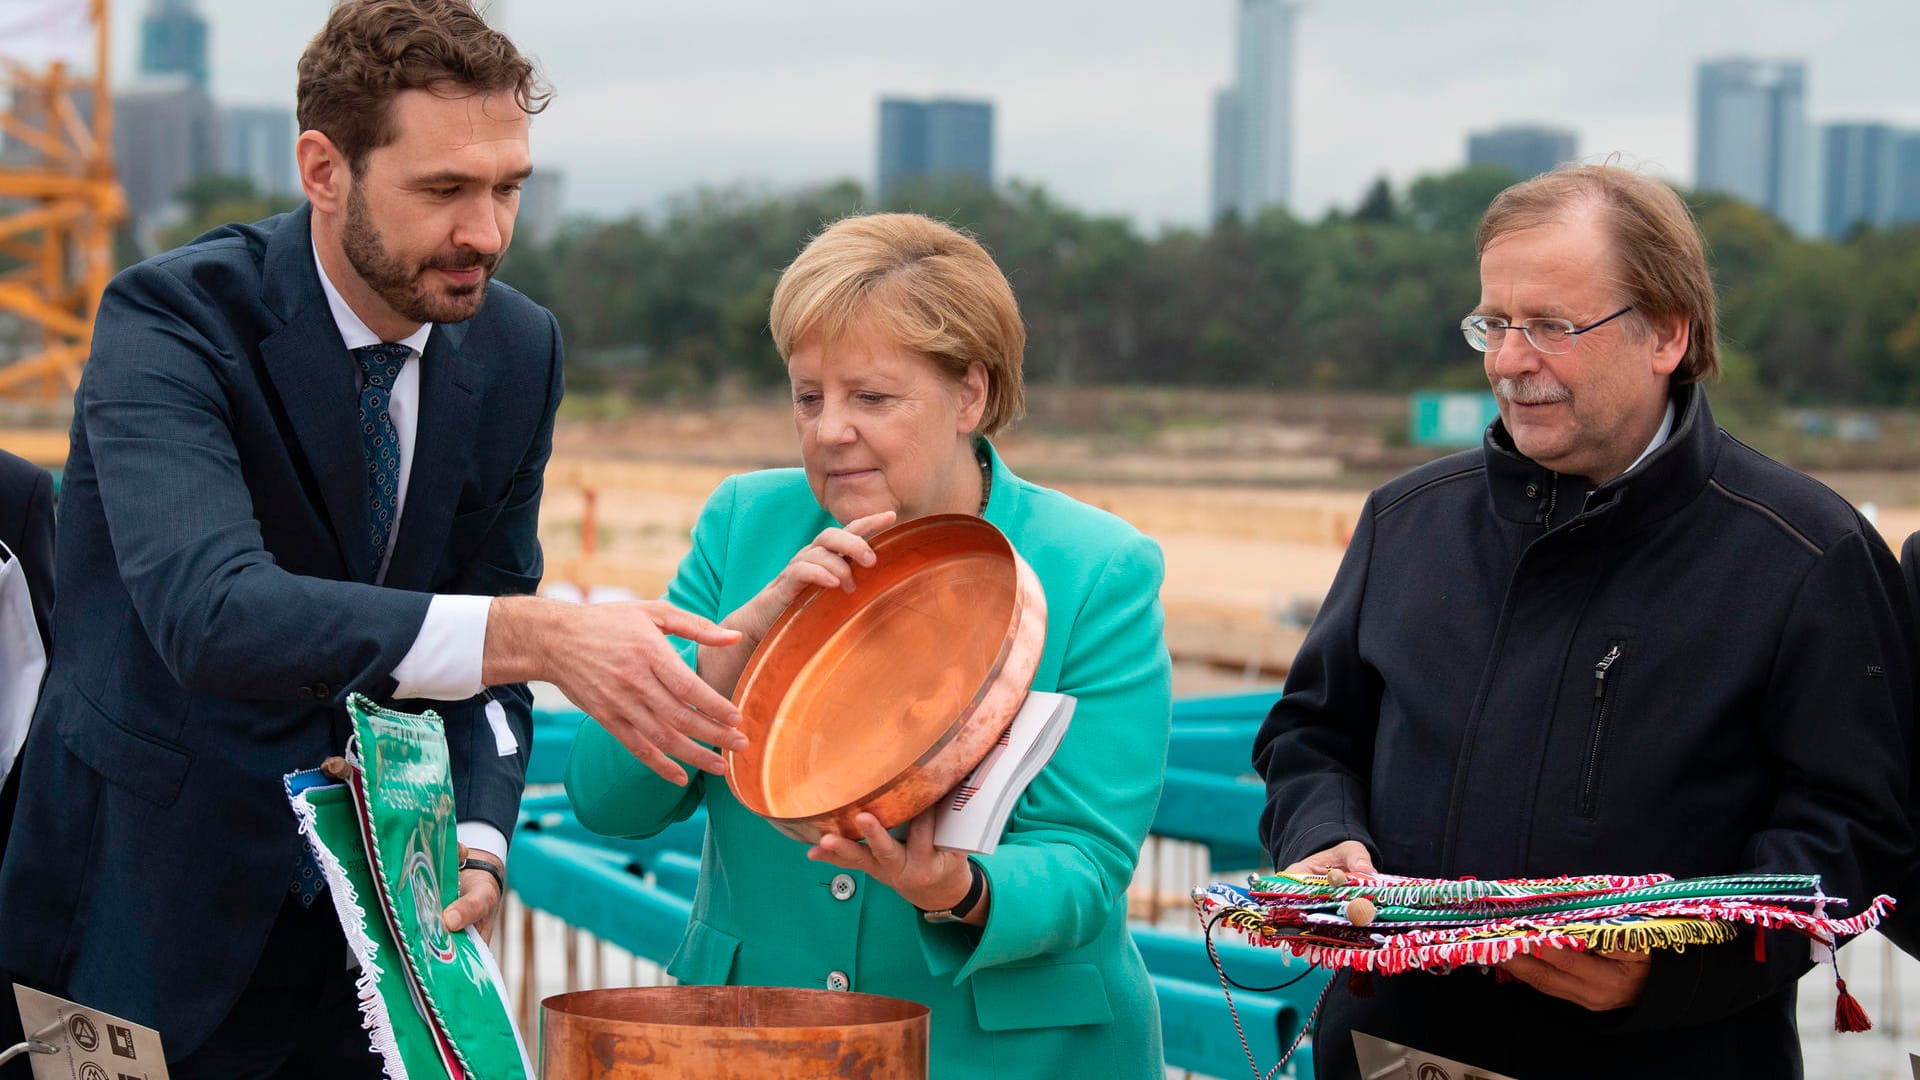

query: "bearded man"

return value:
[0, 3, 744, 1075]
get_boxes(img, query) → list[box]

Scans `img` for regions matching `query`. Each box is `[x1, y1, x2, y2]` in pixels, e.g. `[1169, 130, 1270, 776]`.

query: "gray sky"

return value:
[115, 0, 1920, 231]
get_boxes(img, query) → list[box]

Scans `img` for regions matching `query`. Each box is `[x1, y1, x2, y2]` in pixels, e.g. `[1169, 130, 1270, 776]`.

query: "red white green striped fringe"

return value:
[1194, 872, 1894, 1032]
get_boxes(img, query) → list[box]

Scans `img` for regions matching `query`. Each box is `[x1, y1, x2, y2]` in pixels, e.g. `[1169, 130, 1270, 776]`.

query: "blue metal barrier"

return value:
[1155, 766, 1268, 869]
[506, 818, 1317, 1078]
[1170, 689, 1280, 726]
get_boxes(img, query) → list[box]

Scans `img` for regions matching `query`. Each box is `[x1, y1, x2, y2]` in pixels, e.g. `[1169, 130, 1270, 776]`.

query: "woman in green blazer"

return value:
[565, 212, 1173, 1079]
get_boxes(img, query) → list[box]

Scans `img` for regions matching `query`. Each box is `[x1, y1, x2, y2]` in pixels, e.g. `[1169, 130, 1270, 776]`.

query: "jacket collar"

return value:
[1482, 382, 1718, 533]
[257, 204, 480, 586]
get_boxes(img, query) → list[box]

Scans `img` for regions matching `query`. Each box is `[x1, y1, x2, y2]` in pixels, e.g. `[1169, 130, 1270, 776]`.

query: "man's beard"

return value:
[342, 185, 500, 326]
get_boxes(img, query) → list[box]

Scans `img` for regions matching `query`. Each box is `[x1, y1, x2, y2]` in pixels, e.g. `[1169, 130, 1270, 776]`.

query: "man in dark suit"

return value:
[0, 3, 744, 1076]
[0, 446, 54, 859]
[0, 447, 53, 1076]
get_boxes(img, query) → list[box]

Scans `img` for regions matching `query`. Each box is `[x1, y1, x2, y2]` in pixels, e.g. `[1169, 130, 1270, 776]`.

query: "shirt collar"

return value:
[1621, 398, 1677, 479]
[312, 240, 433, 356]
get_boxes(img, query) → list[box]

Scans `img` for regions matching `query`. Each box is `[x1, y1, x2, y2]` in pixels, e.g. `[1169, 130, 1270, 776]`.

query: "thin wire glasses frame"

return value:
[1460, 305, 1634, 355]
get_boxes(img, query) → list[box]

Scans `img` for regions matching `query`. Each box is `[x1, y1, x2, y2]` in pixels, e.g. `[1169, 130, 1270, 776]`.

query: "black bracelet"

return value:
[459, 856, 505, 894]
[950, 859, 987, 919]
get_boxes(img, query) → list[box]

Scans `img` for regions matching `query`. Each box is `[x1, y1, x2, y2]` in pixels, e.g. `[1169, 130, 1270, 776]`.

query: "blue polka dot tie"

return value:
[289, 342, 410, 909]
[351, 342, 413, 577]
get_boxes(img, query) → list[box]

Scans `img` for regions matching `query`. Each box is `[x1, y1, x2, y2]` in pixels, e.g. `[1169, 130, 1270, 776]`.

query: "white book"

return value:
[932, 690, 1076, 855]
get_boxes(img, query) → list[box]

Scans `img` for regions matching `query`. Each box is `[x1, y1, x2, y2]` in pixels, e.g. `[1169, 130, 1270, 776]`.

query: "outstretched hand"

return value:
[484, 595, 745, 786]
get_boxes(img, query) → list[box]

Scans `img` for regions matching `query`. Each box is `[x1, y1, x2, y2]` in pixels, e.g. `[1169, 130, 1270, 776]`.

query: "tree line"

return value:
[154, 166, 1920, 407]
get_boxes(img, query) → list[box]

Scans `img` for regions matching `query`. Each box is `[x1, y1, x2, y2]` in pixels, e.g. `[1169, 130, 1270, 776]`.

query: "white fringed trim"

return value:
[291, 790, 410, 1080]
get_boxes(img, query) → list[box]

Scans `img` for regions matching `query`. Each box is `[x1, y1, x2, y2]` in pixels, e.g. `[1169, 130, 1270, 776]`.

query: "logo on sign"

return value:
[68, 1013, 100, 1052]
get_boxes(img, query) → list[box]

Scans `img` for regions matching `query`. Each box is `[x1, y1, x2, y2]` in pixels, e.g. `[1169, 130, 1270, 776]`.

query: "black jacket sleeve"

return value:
[1252, 491, 1384, 868]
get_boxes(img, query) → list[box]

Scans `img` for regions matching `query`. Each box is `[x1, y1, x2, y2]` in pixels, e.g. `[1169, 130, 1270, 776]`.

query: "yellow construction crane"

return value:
[0, 0, 123, 402]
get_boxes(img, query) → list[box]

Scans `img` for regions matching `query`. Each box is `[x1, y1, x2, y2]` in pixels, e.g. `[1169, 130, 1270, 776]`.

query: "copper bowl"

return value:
[725, 514, 1046, 843]
[542, 986, 929, 1079]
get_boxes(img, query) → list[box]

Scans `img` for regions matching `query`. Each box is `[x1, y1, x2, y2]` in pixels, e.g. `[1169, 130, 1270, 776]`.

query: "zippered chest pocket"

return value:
[1579, 639, 1628, 818]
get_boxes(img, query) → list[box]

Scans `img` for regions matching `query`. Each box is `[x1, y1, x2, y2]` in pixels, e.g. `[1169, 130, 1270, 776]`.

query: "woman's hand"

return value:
[809, 811, 986, 926]
[700, 511, 896, 698]
[730, 511, 896, 643]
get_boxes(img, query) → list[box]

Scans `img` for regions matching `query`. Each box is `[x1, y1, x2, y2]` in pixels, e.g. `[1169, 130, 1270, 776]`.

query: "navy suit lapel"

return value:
[258, 206, 375, 584]
[384, 321, 478, 590]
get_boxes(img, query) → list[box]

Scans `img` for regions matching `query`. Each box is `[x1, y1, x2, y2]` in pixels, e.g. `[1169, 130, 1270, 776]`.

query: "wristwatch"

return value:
[921, 860, 986, 924]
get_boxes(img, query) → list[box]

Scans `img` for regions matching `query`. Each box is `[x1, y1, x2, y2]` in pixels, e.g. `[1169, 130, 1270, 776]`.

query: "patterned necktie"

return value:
[351, 342, 413, 577]
[289, 343, 410, 909]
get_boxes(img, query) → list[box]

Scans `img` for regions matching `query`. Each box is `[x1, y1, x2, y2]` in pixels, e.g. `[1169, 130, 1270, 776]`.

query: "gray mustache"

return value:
[1496, 377, 1572, 405]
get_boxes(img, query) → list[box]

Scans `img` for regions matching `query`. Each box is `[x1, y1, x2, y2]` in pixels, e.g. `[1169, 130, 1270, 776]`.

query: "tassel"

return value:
[1347, 969, 1375, 998]
[1752, 930, 1765, 964]
[1833, 977, 1872, 1033]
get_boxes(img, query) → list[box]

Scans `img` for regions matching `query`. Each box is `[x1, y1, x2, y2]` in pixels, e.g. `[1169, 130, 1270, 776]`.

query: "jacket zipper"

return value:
[1579, 643, 1622, 816]
[1543, 474, 1559, 529]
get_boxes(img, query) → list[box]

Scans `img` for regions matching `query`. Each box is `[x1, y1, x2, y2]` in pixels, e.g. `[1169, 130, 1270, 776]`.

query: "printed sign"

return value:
[1352, 1030, 1517, 1080]
[11, 985, 168, 1080]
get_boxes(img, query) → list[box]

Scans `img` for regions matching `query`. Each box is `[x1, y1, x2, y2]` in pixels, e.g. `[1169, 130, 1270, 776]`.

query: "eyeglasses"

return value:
[1459, 305, 1633, 355]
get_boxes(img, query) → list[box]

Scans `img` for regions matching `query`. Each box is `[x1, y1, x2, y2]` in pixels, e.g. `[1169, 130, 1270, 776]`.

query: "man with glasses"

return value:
[1254, 165, 1912, 1078]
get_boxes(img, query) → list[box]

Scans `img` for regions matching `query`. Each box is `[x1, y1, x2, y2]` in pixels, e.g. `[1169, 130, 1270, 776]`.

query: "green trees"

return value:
[146, 166, 1920, 406]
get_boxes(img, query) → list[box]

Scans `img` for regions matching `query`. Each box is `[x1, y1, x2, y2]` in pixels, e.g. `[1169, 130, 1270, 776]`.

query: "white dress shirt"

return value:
[314, 244, 505, 862]
[1624, 399, 1677, 477]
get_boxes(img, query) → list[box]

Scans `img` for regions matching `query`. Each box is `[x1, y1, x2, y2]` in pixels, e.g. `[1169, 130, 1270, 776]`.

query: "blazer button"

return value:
[826, 971, 850, 992]
[298, 685, 315, 700]
[313, 683, 332, 699]
[830, 874, 856, 901]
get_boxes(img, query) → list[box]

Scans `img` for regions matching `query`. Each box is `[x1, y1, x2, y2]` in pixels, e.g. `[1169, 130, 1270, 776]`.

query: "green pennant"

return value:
[288, 694, 530, 1079]
[289, 779, 451, 1079]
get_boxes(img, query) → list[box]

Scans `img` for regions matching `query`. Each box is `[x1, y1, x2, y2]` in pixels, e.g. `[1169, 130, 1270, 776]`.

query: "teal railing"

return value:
[507, 688, 1322, 1077]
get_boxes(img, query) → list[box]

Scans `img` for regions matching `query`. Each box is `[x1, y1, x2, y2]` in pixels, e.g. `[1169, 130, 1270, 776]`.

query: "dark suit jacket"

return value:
[1886, 529, 1920, 957]
[0, 448, 54, 649]
[0, 447, 55, 867]
[0, 206, 562, 1058]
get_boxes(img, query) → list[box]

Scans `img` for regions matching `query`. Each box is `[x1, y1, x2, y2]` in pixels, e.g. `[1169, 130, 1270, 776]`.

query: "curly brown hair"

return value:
[296, 0, 550, 173]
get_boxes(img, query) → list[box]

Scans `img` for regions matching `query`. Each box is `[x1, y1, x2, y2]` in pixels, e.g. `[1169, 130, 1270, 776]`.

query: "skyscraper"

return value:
[140, 0, 209, 91]
[876, 97, 993, 204]
[1467, 125, 1577, 180]
[114, 76, 219, 226]
[517, 170, 565, 245]
[1694, 58, 1818, 235]
[1211, 0, 1296, 222]
[1822, 122, 1898, 239]
[1897, 132, 1920, 226]
[221, 105, 294, 198]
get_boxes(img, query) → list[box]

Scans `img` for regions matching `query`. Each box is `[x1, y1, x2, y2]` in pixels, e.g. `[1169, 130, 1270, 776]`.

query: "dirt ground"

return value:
[7, 388, 1915, 693]
[533, 395, 1920, 693]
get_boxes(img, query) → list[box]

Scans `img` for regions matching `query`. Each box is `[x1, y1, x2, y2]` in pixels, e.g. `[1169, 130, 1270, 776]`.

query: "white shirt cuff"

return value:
[392, 594, 492, 701]
[458, 821, 508, 865]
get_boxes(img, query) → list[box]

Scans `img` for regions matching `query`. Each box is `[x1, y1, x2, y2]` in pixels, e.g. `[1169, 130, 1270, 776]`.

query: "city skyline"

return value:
[1211, 0, 1296, 221]
[82, 0, 1920, 231]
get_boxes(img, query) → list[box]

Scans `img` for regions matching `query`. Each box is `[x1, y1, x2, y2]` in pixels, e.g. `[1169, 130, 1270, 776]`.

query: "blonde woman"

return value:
[567, 212, 1174, 1077]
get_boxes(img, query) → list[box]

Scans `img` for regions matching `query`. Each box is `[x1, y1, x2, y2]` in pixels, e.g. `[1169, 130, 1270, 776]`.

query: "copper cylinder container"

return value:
[541, 986, 930, 1079]
[726, 514, 1047, 842]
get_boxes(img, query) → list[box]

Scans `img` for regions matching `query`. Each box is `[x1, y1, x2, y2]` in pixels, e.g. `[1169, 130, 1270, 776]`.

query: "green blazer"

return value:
[566, 442, 1173, 1079]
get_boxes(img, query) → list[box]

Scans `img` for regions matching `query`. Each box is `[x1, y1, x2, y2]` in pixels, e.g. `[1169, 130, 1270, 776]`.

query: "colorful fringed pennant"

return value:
[1195, 870, 1893, 1032]
[1197, 871, 1891, 974]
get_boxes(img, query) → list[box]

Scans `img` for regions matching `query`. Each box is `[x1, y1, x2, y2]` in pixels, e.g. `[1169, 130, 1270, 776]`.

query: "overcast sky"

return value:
[110, 0, 1920, 231]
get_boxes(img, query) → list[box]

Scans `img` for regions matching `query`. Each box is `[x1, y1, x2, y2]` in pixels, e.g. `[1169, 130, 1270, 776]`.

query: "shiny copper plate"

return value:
[726, 514, 1047, 842]
[542, 986, 929, 1078]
